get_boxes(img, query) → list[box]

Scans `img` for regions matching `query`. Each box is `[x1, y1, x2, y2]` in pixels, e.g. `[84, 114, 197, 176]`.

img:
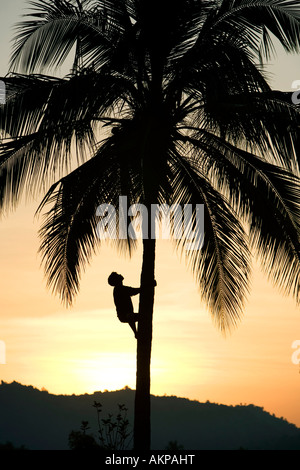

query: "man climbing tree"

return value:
[108, 272, 140, 338]
[108, 272, 157, 339]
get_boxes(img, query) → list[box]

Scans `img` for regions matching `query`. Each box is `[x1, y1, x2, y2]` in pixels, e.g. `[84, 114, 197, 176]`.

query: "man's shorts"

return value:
[117, 312, 139, 323]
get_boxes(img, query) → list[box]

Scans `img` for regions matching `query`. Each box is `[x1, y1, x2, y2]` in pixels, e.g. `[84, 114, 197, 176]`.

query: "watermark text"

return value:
[96, 196, 204, 250]
[291, 340, 300, 365]
[0, 340, 6, 364]
[0, 80, 6, 105]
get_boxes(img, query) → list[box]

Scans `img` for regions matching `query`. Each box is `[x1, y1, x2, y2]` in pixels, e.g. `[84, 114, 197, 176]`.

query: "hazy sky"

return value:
[0, 0, 300, 431]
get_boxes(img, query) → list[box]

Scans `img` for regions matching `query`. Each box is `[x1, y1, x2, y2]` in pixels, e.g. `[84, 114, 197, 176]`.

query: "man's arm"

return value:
[128, 280, 157, 296]
[127, 287, 141, 296]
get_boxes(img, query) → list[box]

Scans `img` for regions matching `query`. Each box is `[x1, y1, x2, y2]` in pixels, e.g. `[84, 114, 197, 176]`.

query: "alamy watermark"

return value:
[291, 80, 300, 105]
[291, 340, 300, 366]
[96, 196, 204, 250]
[0, 340, 5, 364]
[0, 80, 6, 105]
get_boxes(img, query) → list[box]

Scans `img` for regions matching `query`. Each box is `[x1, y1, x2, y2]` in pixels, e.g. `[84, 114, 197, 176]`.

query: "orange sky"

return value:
[0, 1, 300, 430]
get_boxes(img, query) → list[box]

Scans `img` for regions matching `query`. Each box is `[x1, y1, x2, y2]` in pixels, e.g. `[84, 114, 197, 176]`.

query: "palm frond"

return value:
[167, 150, 251, 332]
[10, 0, 114, 73]
[0, 135, 37, 212]
[214, 0, 300, 57]
[0, 73, 62, 136]
[194, 89, 299, 168]
[0, 68, 139, 212]
[174, 25, 300, 169]
[36, 134, 145, 304]
[182, 130, 300, 303]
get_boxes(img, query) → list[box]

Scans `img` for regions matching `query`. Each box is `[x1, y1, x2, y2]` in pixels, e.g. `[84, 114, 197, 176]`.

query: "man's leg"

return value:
[127, 313, 139, 338]
[129, 321, 138, 338]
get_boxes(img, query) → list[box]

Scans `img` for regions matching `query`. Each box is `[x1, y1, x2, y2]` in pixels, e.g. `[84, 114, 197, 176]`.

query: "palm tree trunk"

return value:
[134, 235, 156, 451]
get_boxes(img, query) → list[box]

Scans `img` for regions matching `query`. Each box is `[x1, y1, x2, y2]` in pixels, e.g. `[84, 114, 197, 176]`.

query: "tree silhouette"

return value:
[1, 0, 300, 451]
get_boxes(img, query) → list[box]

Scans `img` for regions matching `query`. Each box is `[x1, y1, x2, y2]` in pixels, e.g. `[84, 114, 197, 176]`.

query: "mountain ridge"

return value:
[0, 380, 300, 450]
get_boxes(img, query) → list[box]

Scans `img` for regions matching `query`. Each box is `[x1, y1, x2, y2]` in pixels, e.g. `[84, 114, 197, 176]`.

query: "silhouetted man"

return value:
[108, 272, 156, 339]
[108, 272, 141, 338]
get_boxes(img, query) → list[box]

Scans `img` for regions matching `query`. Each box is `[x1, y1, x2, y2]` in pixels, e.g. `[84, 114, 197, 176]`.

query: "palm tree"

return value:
[1, 0, 300, 451]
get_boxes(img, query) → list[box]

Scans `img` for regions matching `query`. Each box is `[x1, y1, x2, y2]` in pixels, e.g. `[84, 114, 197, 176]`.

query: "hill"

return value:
[0, 381, 300, 450]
